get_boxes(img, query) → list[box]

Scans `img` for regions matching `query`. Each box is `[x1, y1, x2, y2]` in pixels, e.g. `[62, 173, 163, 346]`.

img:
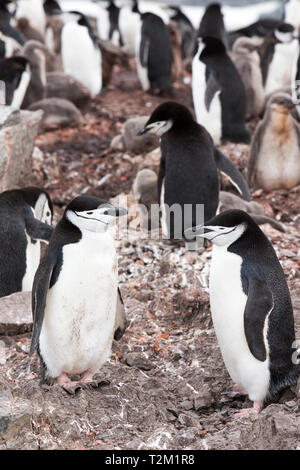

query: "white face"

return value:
[274, 30, 294, 43]
[143, 119, 173, 136]
[186, 223, 246, 247]
[61, 12, 81, 24]
[34, 193, 52, 225]
[66, 206, 126, 233]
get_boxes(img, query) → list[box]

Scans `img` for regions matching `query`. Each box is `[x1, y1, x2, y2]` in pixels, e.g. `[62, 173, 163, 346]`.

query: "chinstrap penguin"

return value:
[185, 209, 300, 417]
[61, 11, 102, 97]
[0, 187, 53, 297]
[136, 12, 174, 95]
[137, 102, 250, 243]
[193, 36, 250, 144]
[30, 196, 127, 393]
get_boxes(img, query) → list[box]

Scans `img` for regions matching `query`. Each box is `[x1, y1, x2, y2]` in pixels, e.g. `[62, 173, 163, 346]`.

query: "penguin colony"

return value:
[0, 0, 299, 421]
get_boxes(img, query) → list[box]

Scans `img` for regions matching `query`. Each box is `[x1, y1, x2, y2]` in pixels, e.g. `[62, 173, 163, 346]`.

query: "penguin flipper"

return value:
[248, 122, 264, 187]
[139, 34, 150, 67]
[157, 152, 166, 204]
[214, 147, 251, 201]
[244, 278, 273, 362]
[30, 255, 56, 355]
[25, 213, 53, 243]
[205, 74, 220, 112]
[114, 287, 127, 341]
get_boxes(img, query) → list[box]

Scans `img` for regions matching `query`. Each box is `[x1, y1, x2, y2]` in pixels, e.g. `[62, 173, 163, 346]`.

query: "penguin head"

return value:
[21, 187, 53, 225]
[137, 102, 194, 136]
[274, 23, 295, 42]
[65, 196, 127, 233]
[267, 92, 296, 113]
[184, 210, 257, 247]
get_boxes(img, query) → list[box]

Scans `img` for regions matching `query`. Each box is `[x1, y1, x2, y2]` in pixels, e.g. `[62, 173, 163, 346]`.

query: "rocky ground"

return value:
[0, 63, 300, 450]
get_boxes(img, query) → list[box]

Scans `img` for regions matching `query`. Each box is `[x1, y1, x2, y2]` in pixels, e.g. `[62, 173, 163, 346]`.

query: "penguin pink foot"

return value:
[223, 384, 248, 398]
[233, 401, 263, 419]
[56, 372, 81, 395]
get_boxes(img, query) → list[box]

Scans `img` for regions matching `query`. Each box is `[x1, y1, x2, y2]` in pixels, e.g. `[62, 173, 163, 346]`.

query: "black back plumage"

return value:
[200, 37, 250, 143]
[140, 13, 173, 93]
[197, 3, 228, 48]
[0, 187, 53, 297]
[43, 0, 62, 15]
[228, 19, 282, 49]
[143, 102, 250, 238]
[0, 3, 26, 45]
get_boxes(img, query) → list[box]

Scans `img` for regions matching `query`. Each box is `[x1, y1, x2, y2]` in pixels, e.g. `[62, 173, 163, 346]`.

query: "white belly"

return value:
[192, 54, 222, 144]
[39, 232, 118, 378]
[61, 24, 102, 96]
[22, 235, 41, 292]
[209, 245, 270, 402]
[265, 41, 298, 95]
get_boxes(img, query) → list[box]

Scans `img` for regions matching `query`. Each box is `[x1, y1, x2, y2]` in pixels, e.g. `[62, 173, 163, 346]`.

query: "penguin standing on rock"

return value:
[193, 36, 250, 144]
[137, 102, 250, 242]
[136, 12, 173, 95]
[185, 210, 300, 417]
[30, 196, 127, 393]
[0, 187, 53, 297]
[61, 11, 102, 97]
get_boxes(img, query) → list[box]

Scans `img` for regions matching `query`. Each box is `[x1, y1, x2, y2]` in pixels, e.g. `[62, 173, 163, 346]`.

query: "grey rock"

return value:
[122, 116, 159, 154]
[28, 97, 83, 131]
[0, 109, 42, 191]
[0, 106, 20, 129]
[0, 292, 32, 336]
[125, 352, 154, 371]
[193, 386, 213, 410]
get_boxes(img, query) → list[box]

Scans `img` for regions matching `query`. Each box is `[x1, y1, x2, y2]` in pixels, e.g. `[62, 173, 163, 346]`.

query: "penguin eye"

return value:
[46, 211, 50, 217]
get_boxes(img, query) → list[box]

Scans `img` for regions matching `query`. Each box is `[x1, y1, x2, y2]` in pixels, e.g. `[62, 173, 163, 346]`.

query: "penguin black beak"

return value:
[106, 207, 128, 217]
[137, 127, 148, 136]
[184, 225, 213, 239]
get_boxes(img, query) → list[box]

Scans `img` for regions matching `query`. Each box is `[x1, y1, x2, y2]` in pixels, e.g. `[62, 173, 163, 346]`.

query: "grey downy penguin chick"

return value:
[21, 40, 48, 108]
[219, 191, 285, 232]
[30, 196, 127, 393]
[248, 92, 300, 190]
[185, 209, 300, 417]
[230, 36, 265, 119]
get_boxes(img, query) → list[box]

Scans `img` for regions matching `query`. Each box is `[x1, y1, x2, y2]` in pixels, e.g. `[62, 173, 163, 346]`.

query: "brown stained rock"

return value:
[0, 292, 32, 336]
[0, 109, 43, 191]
